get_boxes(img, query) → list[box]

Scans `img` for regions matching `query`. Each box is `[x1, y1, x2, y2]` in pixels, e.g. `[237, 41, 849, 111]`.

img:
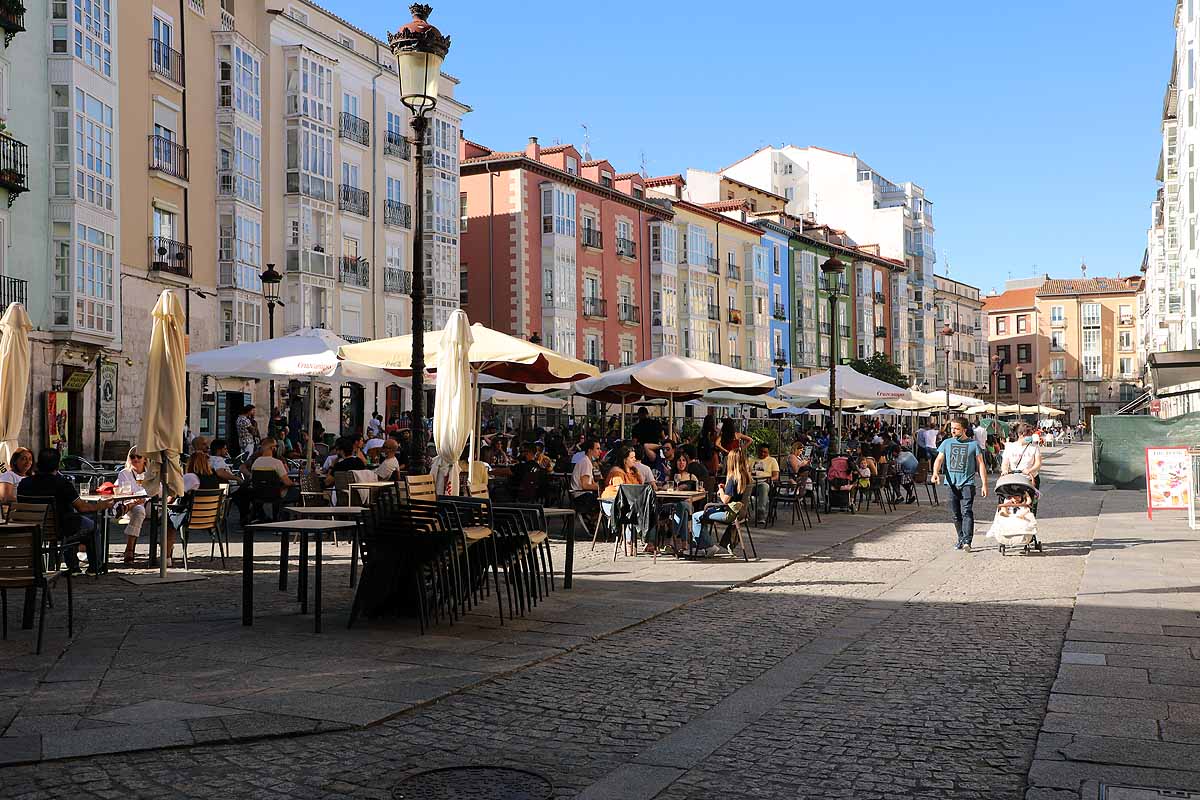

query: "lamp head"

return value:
[388, 4, 451, 116]
[260, 263, 282, 304]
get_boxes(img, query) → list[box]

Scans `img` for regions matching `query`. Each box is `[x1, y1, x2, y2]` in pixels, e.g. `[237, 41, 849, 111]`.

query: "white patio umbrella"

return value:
[573, 354, 776, 438]
[430, 311, 474, 496]
[778, 366, 911, 404]
[481, 389, 568, 410]
[0, 303, 32, 466]
[689, 391, 790, 411]
[139, 290, 187, 578]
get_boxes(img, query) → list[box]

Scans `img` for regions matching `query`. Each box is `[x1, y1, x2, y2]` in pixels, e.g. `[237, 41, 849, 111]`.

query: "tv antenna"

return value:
[581, 123, 591, 161]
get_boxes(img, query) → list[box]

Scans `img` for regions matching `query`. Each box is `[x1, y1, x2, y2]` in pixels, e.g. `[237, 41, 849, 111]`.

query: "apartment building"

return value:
[0, 0, 30, 321]
[984, 285, 1042, 410]
[719, 145, 938, 387]
[459, 136, 663, 372]
[933, 275, 987, 394]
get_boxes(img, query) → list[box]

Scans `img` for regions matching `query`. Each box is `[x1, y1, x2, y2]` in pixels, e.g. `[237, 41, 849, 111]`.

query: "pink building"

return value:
[459, 136, 671, 369]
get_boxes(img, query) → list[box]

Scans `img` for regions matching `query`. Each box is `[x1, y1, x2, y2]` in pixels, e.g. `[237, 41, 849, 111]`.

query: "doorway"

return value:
[340, 383, 364, 437]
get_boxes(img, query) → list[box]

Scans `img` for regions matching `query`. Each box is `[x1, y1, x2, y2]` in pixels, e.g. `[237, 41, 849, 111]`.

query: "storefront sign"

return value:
[1145, 446, 1192, 521]
[45, 392, 69, 451]
[98, 361, 118, 433]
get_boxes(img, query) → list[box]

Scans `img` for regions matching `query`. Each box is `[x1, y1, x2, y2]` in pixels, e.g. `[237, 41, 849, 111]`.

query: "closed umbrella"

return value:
[430, 311, 474, 495]
[0, 303, 32, 466]
[139, 290, 187, 578]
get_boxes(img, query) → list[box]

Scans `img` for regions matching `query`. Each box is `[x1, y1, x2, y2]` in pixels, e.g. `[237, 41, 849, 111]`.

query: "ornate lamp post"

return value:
[821, 255, 846, 452]
[941, 322, 954, 418]
[390, 4, 451, 473]
[260, 262, 283, 413]
[990, 352, 1004, 416]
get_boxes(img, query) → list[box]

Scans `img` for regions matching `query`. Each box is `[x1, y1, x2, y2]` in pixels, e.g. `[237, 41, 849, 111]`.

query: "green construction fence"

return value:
[1092, 413, 1200, 489]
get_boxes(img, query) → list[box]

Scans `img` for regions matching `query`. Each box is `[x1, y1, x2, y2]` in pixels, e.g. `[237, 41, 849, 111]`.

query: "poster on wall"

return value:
[98, 361, 118, 433]
[45, 392, 69, 452]
[1145, 446, 1193, 521]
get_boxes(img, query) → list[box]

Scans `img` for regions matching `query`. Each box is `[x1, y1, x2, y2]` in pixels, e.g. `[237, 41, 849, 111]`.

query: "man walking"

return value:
[931, 416, 988, 552]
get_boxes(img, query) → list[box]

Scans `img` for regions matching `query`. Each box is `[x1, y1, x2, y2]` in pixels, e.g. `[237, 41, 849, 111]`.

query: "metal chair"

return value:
[0, 522, 72, 654]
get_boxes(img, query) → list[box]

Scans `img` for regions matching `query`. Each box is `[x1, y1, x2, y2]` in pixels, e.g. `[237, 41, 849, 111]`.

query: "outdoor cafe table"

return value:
[283, 505, 369, 587]
[243, 518, 358, 633]
[80, 490, 149, 574]
[541, 507, 577, 588]
[348, 481, 394, 506]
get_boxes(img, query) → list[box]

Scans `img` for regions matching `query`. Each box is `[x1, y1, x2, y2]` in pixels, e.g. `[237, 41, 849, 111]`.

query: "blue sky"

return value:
[322, 0, 1169, 293]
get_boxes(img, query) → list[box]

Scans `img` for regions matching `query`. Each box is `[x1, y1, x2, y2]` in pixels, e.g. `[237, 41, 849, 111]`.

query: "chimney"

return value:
[526, 136, 540, 160]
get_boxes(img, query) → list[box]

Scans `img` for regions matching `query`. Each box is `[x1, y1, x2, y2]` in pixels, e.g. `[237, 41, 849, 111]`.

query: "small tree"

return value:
[848, 353, 908, 389]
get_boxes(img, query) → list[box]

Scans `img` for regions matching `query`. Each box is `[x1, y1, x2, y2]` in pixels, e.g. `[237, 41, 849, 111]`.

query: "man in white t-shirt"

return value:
[919, 424, 939, 461]
[570, 440, 601, 493]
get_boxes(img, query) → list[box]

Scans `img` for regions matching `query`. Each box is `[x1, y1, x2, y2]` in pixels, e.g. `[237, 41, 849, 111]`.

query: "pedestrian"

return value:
[930, 416, 989, 552]
[236, 404, 260, 460]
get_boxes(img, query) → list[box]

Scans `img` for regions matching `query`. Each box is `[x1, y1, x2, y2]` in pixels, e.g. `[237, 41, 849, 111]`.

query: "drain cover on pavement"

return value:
[1101, 786, 1200, 799]
[392, 767, 553, 800]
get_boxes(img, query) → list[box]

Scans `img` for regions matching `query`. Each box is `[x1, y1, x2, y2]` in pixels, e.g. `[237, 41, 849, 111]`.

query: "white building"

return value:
[719, 145, 939, 388]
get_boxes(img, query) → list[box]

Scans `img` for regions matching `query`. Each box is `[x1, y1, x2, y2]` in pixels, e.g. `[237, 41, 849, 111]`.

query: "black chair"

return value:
[249, 472, 284, 523]
[0, 522, 72, 654]
[768, 480, 809, 530]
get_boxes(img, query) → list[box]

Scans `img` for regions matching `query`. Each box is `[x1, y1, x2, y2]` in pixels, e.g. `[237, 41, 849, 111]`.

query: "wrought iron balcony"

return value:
[384, 200, 411, 228]
[149, 39, 184, 85]
[384, 267, 412, 295]
[839, 325, 851, 337]
[616, 237, 637, 259]
[819, 321, 832, 335]
[706, 257, 719, 274]
[341, 334, 369, 344]
[730, 355, 743, 369]
[582, 297, 607, 318]
[149, 135, 189, 181]
[874, 325, 888, 339]
[728, 308, 743, 325]
[0, 134, 28, 203]
[708, 351, 720, 363]
[772, 302, 787, 320]
[617, 303, 640, 324]
[707, 303, 720, 321]
[727, 263, 741, 281]
[874, 291, 886, 303]
[384, 130, 411, 160]
[339, 256, 370, 288]
[339, 184, 370, 217]
[148, 236, 193, 278]
[0, 275, 27, 314]
[585, 358, 609, 372]
[581, 228, 603, 249]
[774, 349, 788, 365]
[0, 0, 25, 44]
[339, 112, 370, 146]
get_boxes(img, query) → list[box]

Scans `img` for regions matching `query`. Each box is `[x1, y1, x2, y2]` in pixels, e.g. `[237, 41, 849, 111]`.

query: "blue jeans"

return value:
[66, 515, 102, 572]
[947, 483, 976, 547]
[691, 509, 729, 548]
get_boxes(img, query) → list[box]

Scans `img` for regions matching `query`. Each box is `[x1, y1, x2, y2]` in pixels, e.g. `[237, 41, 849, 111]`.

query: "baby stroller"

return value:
[987, 473, 1043, 555]
[825, 456, 856, 513]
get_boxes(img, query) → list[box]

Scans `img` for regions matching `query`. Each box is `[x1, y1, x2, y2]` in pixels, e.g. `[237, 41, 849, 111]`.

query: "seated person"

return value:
[665, 451, 701, 550]
[642, 443, 671, 485]
[116, 448, 150, 565]
[184, 449, 223, 493]
[681, 446, 709, 483]
[534, 442, 553, 472]
[600, 446, 642, 517]
[509, 442, 547, 501]
[748, 444, 780, 525]
[324, 437, 365, 488]
[691, 450, 750, 557]
[374, 439, 402, 481]
[18, 448, 114, 574]
[894, 446, 920, 503]
[0, 446, 35, 505]
[207, 439, 238, 483]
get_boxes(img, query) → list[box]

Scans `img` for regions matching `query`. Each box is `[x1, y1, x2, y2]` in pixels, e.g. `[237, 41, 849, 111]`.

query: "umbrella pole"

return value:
[470, 369, 480, 494]
[620, 398, 626, 440]
[305, 380, 316, 476]
[159, 452, 168, 579]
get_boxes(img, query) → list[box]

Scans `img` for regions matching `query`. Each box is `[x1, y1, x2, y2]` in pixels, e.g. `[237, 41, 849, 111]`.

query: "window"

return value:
[1082, 328, 1100, 352]
[153, 207, 177, 241]
[772, 245, 781, 276]
[341, 161, 360, 189]
[998, 374, 1011, 393]
[995, 316, 1007, 335]
[51, 86, 71, 195]
[1083, 354, 1102, 378]
[1119, 304, 1133, 322]
[1081, 302, 1101, 327]
[1016, 314, 1028, 333]
[75, 223, 114, 334]
[74, 0, 113, 77]
[1119, 357, 1134, 377]
[1051, 357, 1065, 378]
[996, 344, 1011, 364]
[342, 92, 358, 118]
[1050, 305, 1064, 324]
[784, 187, 794, 201]
[1118, 330, 1133, 350]
[616, 219, 632, 246]
[339, 35, 354, 50]
[285, 118, 334, 201]
[1017, 343, 1031, 363]
[1018, 373, 1031, 393]
[1050, 331, 1064, 351]
[74, 88, 114, 211]
[565, 156, 578, 175]
[51, 232, 70, 326]
[151, 15, 172, 73]
[386, 176, 404, 204]
[540, 185, 576, 236]
[234, 46, 261, 120]
[650, 222, 677, 265]
[459, 193, 468, 233]
[289, 6, 309, 23]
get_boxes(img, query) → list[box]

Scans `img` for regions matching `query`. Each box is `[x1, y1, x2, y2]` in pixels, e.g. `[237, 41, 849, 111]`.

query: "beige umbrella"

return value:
[0, 303, 32, 466]
[139, 290, 187, 578]
[430, 311, 474, 496]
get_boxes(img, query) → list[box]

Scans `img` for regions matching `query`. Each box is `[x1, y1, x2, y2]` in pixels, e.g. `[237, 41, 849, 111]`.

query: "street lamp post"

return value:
[990, 352, 1003, 416]
[941, 322, 954, 418]
[390, 3, 451, 473]
[260, 263, 283, 416]
[821, 255, 846, 453]
[1014, 366, 1026, 420]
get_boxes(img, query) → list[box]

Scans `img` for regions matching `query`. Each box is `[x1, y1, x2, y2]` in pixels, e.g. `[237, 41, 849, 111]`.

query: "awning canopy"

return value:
[1148, 350, 1200, 393]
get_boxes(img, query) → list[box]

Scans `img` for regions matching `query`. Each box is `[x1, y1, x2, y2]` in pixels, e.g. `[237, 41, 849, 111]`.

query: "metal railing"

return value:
[583, 297, 607, 318]
[384, 268, 412, 294]
[384, 130, 411, 160]
[706, 303, 720, 321]
[706, 257, 719, 274]
[874, 291, 885, 303]
[0, 1, 25, 38]
[582, 228, 603, 249]
[0, 275, 27, 314]
[339, 184, 370, 217]
[149, 39, 184, 84]
[728, 308, 743, 325]
[148, 135, 189, 181]
[727, 263, 741, 281]
[339, 112, 370, 146]
[585, 358, 609, 371]
[616, 237, 637, 258]
[772, 302, 787, 320]
[730, 355, 743, 369]
[819, 322, 832, 335]
[384, 200, 411, 228]
[874, 326, 888, 339]
[839, 325, 851, 337]
[0, 134, 28, 194]
[617, 303, 640, 324]
[774, 349, 788, 365]
[707, 351, 720, 363]
[339, 256, 370, 288]
[148, 236, 193, 277]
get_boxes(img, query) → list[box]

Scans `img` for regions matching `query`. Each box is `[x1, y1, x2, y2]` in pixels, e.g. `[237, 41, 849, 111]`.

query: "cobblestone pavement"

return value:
[1, 444, 1122, 799]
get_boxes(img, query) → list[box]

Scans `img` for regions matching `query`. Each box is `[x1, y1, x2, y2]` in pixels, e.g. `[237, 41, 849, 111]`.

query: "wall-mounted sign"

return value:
[45, 392, 68, 451]
[98, 361, 118, 433]
[62, 370, 92, 392]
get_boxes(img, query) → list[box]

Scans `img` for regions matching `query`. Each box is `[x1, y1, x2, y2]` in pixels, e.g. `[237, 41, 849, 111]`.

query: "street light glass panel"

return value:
[260, 265, 282, 304]
[395, 47, 442, 115]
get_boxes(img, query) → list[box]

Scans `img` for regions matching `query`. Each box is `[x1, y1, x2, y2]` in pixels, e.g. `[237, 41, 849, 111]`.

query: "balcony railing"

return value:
[582, 297, 607, 318]
[772, 302, 787, 320]
[585, 358, 609, 372]
[819, 322, 832, 335]
[0, 275, 27, 314]
[874, 291, 885, 303]
[874, 326, 888, 339]
[728, 308, 743, 325]
[708, 351, 720, 363]
[706, 303, 720, 321]
[384, 200, 411, 228]
[581, 228, 602, 249]
[149, 135, 189, 181]
[339, 256, 370, 288]
[339, 184, 370, 217]
[730, 355, 743, 369]
[0, 0, 25, 43]
[706, 257, 719, 275]
[617, 302, 640, 324]
[148, 236, 193, 278]
[0, 134, 28, 201]
[150, 39, 184, 85]
[384, 267, 412, 295]
[616, 237, 637, 259]
[339, 112, 370, 146]
[384, 130, 411, 160]
[839, 325, 851, 337]
[774, 349, 788, 365]
[1119, 315, 1135, 326]
[727, 263, 742, 281]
